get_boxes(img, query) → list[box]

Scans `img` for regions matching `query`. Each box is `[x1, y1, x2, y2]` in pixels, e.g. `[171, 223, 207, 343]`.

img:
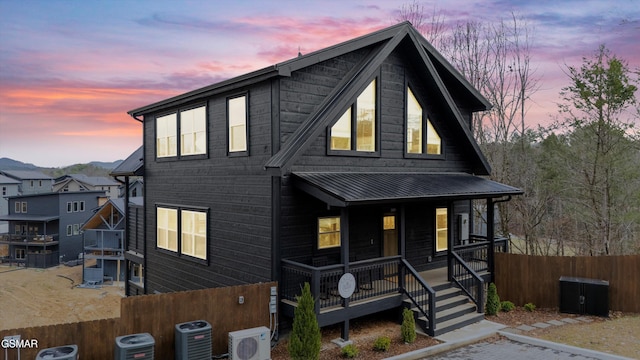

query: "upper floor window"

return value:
[330, 79, 377, 153]
[2, 187, 6, 196]
[156, 113, 177, 158]
[180, 106, 207, 156]
[228, 95, 247, 153]
[406, 87, 442, 156]
[318, 216, 341, 249]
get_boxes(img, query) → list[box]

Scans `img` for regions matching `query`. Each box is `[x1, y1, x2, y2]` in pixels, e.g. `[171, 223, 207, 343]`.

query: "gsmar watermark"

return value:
[2, 335, 38, 349]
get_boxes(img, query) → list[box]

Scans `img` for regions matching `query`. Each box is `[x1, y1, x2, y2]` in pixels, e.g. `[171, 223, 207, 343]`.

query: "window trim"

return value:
[155, 104, 208, 161]
[156, 204, 209, 263]
[404, 84, 445, 159]
[21, 202, 27, 213]
[327, 76, 381, 157]
[227, 93, 249, 156]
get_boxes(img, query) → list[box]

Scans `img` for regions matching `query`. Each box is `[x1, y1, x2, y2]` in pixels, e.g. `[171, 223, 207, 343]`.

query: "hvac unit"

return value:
[114, 332, 155, 360]
[228, 326, 270, 360]
[175, 320, 212, 360]
[35, 345, 78, 360]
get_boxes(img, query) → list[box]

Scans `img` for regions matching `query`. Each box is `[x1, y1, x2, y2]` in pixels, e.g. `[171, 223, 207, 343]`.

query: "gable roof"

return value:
[54, 174, 119, 187]
[0, 170, 52, 181]
[81, 198, 126, 230]
[0, 175, 20, 184]
[110, 146, 144, 177]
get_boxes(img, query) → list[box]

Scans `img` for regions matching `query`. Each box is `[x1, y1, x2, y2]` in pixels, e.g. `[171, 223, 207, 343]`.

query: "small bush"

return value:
[401, 308, 417, 344]
[288, 282, 321, 360]
[501, 300, 515, 312]
[373, 336, 391, 352]
[524, 302, 536, 312]
[341, 344, 359, 358]
[485, 283, 501, 316]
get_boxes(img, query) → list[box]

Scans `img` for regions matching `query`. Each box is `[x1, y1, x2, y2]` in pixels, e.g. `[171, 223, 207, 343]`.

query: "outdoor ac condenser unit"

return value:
[35, 345, 78, 360]
[114, 332, 154, 360]
[228, 326, 270, 360]
[175, 320, 212, 360]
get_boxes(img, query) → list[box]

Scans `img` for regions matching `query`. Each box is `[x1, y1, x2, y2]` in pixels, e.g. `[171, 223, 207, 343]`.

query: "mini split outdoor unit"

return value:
[175, 320, 212, 360]
[228, 326, 271, 360]
[114, 332, 155, 360]
[35, 345, 78, 360]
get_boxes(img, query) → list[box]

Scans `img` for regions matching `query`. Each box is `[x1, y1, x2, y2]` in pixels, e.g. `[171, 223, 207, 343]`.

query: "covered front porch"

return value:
[278, 172, 521, 338]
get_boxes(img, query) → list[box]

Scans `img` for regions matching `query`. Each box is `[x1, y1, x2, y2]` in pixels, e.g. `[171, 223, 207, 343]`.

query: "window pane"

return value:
[436, 208, 448, 252]
[330, 109, 352, 150]
[180, 106, 206, 155]
[407, 89, 423, 154]
[383, 215, 395, 230]
[318, 217, 340, 249]
[181, 210, 207, 259]
[156, 113, 177, 157]
[356, 80, 376, 152]
[157, 207, 178, 252]
[228, 96, 247, 152]
[426, 118, 441, 155]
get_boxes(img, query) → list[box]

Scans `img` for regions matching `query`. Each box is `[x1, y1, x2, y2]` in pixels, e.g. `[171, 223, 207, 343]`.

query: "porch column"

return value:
[487, 198, 495, 283]
[446, 204, 453, 282]
[340, 207, 350, 341]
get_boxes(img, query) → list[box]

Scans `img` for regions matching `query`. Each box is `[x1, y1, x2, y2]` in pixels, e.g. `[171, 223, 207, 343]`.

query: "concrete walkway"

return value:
[384, 320, 634, 360]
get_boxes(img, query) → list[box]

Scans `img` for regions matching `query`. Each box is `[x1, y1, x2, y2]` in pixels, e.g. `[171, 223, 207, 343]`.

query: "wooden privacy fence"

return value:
[494, 253, 640, 313]
[0, 281, 276, 359]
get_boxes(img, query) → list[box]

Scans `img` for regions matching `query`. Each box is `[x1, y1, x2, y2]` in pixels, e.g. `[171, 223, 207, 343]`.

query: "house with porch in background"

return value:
[126, 22, 521, 338]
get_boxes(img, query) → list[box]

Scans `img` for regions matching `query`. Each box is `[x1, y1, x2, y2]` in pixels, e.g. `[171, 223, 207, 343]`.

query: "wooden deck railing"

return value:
[400, 259, 436, 336]
[451, 251, 484, 311]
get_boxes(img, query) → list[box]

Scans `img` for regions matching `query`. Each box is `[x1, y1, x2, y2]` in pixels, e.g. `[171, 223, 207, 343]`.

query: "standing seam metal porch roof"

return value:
[292, 172, 523, 207]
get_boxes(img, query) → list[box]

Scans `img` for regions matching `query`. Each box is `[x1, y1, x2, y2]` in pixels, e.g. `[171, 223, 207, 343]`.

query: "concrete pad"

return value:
[532, 322, 551, 329]
[516, 324, 536, 332]
[561, 317, 580, 324]
[435, 320, 507, 343]
[499, 327, 523, 334]
[547, 320, 565, 326]
[330, 338, 352, 348]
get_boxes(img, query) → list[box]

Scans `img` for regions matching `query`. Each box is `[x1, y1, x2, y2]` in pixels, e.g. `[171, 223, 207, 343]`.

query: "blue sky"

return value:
[0, 0, 638, 167]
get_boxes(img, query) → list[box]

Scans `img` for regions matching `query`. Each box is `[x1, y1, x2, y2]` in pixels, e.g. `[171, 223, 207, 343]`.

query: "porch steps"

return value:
[404, 281, 484, 337]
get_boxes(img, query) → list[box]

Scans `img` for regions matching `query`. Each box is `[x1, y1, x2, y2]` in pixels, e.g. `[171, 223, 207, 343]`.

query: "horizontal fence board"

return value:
[495, 253, 639, 313]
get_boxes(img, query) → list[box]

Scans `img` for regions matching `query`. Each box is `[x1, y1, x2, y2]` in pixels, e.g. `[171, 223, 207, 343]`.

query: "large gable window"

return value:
[228, 95, 248, 153]
[406, 87, 442, 156]
[330, 79, 378, 153]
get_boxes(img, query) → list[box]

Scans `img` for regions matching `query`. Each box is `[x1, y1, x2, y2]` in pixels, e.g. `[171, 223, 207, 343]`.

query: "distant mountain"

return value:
[0, 157, 124, 178]
[0, 157, 39, 170]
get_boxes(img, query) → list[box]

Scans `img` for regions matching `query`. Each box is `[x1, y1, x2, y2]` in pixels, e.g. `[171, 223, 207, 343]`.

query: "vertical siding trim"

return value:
[271, 78, 280, 155]
[271, 176, 281, 282]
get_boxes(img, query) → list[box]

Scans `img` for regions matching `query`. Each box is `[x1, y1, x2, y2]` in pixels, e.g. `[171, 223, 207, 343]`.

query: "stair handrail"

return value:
[451, 251, 484, 311]
[400, 259, 436, 336]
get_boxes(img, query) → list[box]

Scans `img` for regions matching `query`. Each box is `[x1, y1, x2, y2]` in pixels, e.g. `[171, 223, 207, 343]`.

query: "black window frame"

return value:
[404, 83, 445, 159]
[226, 92, 250, 157]
[155, 203, 209, 265]
[154, 103, 209, 162]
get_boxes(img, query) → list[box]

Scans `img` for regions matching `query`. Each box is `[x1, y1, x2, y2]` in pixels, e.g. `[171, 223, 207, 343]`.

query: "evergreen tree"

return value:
[288, 282, 321, 360]
[486, 282, 501, 316]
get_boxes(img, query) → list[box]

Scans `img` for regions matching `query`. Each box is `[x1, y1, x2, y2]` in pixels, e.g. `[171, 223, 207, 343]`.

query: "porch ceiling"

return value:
[292, 172, 522, 207]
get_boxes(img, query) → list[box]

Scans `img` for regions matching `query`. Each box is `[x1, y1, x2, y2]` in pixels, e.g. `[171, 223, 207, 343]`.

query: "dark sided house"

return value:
[0, 191, 107, 267]
[127, 22, 521, 337]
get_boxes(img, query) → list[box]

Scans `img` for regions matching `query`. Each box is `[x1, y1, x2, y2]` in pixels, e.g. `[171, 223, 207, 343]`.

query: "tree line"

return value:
[398, 2, 640, 255]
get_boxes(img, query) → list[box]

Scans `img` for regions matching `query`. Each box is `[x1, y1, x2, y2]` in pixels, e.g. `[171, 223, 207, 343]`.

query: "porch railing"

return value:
[400, 259, 436, 336]
[453, 236, 508, 274]
[281, 256, 402, 313]
[451, 251, 484, 311]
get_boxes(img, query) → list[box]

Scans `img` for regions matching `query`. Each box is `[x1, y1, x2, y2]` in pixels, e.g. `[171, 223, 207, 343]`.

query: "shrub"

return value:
[373, 336, 391, 351]
[401, 308, 417, 344]
[288, 282, 321, 360]
[485, 283, 501, 316]
[341, 344, 359, 358]
[501, 300, 515, 312]
[524, 302, 536, 312]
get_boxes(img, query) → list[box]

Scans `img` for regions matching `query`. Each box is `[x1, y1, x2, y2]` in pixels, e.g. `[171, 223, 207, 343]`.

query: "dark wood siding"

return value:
[128, 204, 144, 254]
[143, 81, 273, 293]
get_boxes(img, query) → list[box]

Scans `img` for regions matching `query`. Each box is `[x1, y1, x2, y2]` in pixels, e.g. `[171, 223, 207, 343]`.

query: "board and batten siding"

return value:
[143, 81, 274, 293]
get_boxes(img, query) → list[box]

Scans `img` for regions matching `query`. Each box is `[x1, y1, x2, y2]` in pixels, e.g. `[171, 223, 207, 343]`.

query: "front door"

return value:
[382, 214, 398, 257]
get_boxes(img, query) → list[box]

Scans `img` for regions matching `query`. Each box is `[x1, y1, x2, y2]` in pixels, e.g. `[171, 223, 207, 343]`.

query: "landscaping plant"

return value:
[524, 302, 536, 312]
[288, 282, 321, 360]
[401, 308, 417, 343]
[341, 344, 359, 358]
[501, 300, 515, 312]
[373, 336, 391, 351]
[485, 282, 501, 315]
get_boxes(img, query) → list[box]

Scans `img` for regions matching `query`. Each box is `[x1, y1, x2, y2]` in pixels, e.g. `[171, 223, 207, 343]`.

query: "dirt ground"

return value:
[0, 262, 123, 331]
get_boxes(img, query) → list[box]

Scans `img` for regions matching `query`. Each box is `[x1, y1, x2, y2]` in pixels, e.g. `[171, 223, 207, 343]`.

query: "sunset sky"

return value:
[1, 0, 638, 167]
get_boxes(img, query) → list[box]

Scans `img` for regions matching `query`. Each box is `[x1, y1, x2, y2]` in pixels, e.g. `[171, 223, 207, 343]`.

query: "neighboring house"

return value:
[126, 22, 522, 337]
[109, 146, 145, 296]
[0, 175, 21, 234]
[0, 191, 107, 267]
[81, 198, 128, 284]
[119, 178, 143, 198]
[0, 170, 53, 195]
[53, 174, 120, 199]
